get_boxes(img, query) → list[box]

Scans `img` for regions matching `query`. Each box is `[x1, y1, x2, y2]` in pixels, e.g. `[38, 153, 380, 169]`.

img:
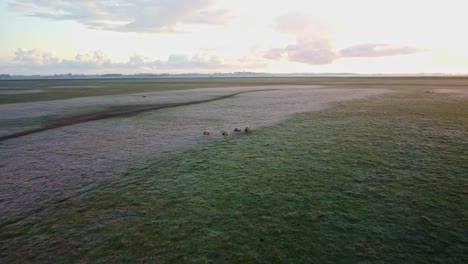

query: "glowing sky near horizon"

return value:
[0, 0, 467, 74]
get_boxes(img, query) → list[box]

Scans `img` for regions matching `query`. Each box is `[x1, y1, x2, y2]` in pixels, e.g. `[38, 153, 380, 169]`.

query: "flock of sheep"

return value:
[203, 126, 253, 138]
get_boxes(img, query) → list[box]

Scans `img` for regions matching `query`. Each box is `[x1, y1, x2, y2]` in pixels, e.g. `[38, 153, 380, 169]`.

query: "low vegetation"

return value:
[1, 76, 468, 104]
[1, 89, 467, 263]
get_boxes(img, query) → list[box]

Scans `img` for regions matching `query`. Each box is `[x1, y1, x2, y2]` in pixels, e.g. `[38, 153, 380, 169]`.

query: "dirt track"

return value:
[0, 86, 388, 227]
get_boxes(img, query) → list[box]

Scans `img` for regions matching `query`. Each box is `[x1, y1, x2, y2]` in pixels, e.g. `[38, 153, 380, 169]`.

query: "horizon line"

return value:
[1, 72, 468, 79]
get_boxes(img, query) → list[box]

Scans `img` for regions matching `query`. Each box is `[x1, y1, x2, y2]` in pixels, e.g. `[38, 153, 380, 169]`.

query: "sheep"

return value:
[234, 127, 242, 132]
[245, 126, 253, 133]
[221, 130, 230, 138]
[203, 130, 211, 136]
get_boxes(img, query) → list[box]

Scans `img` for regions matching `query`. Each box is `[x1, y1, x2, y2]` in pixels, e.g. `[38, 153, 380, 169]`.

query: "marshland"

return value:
[1, 77, 467, 262]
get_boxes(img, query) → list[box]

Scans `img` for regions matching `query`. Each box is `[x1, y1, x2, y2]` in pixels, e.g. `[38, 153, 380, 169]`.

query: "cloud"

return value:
[9, 0, 231, 32]
[128, 55, 150, 66]
[263, 41, 339, 65]
[14, 48, 61, 66]
[264, 48, 286, 60]
[263, 13, 339, 64]
[2, 49, 259, 74]
[263, 41, 422, 65]
[284, 40, 339, 65]
[262, 13, 423, 65]
[74, 50, 111, 65]
[340, 44, 422, 58]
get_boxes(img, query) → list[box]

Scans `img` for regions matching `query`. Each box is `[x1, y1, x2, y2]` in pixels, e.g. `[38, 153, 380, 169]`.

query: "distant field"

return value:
[0, 77, 467, 262]
[1, 76, 468, 104]
[1, 76, 467, 139]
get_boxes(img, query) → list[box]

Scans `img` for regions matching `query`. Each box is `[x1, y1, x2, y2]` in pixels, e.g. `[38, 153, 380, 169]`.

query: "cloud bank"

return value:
[9, 0, 231, 32]
[262, 13, 423, 65]
[340, 43, 422, 58]
[2, 48, 238, 74]
[265, 13, 339, 64]
[2, 8, 428, 74]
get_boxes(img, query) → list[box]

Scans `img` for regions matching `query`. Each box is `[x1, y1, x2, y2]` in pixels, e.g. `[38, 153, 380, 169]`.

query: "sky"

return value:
[0, 0, 467, 75]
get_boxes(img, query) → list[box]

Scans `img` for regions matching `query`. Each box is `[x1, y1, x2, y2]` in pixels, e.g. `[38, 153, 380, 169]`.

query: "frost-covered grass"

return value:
[1, 78, 310, 104]
[1, 90, 466, 263]
[1, 76, 467, 104]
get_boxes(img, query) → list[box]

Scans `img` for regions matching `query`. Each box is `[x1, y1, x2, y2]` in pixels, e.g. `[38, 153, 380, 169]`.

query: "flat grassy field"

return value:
[3, 78, 319, 104]
[1, 86, 466, 263]
[1, 76, 468, 104]
[1, 76, 466, 139]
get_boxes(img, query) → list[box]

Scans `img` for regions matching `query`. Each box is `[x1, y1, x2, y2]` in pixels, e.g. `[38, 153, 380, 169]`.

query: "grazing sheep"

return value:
[221, 130, 230, 138]
[245, 126, 253, 133]
[203, 130, 211, 136]
[234, 128, 242, 132]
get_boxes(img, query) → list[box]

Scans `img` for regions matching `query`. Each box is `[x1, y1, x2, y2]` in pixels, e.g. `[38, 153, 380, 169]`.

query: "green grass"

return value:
[1, 78, 314, 104]
[0, 104, 116, 138]
[2, 76, 468, 104]
[1, 91, 467, 263]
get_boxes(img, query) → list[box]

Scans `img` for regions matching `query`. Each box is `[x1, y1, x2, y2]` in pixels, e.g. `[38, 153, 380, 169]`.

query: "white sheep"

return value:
[221, 130, 230, 138]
